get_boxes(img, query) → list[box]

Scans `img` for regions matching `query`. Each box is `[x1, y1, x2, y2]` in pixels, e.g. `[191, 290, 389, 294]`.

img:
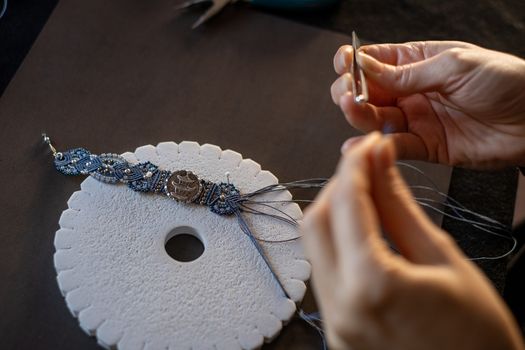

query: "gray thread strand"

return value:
[243, 171, 516, 261]
[234, 210, 291, 300]
[0, 0, 7, 18]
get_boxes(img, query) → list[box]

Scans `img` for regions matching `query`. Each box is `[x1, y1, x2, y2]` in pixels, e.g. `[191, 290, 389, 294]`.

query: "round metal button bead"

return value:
[164, 170, 203, 203]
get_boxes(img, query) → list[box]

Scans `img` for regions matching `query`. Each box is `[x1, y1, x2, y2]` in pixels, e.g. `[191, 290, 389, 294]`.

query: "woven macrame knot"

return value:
[206, 182, 241, 216]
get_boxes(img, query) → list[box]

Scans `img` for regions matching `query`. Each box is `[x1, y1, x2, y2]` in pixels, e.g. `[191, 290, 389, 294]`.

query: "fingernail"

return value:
[340, 137, 365, 154]
[357, 52, 384, 75]
[369, 132, 383, 149]
[367, 130, 382, 141]
[340, 133, 380, 154]
[340, 47, 352, 71]
[374, 137, 387, 155]
[340, 139, 354, 154]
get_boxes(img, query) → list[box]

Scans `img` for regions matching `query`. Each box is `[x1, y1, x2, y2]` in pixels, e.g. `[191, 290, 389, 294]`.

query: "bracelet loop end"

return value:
[42, 132, 58, 156]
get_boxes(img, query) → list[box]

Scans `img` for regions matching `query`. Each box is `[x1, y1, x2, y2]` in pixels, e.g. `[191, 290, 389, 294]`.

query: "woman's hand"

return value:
[331, 41, 525, 169]
[301, 132, 524, 350]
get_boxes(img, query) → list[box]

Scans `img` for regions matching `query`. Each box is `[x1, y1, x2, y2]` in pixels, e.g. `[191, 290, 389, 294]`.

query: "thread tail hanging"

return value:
[234, 210, 291, 300]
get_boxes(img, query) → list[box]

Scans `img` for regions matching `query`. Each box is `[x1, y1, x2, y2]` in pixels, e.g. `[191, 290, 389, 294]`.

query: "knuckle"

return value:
[417, 41, 428, 56]
[443, 47, 478, 71]
[406, 41, 427, 59]
[444, 47, 466, 60]
[394, 63, 414, 88]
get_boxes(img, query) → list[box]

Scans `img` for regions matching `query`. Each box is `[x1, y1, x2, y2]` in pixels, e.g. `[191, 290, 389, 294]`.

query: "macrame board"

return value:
[54, 141, 310, 350]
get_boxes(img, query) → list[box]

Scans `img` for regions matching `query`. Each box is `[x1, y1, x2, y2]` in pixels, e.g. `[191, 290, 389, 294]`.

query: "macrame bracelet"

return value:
[42, 133, 330, 304]
[47, 138, 243, 217]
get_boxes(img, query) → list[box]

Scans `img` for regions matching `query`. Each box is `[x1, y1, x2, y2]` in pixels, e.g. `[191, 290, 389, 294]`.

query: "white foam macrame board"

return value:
[54, 141, 311, 350]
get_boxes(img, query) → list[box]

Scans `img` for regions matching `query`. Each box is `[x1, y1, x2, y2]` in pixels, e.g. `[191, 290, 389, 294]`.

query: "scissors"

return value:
[177, 0, 340, 29]
[351, 31, 368, 104]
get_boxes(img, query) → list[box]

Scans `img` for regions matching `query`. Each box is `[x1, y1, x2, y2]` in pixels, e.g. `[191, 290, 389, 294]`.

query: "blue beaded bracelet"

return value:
[44, 134, 242, 217]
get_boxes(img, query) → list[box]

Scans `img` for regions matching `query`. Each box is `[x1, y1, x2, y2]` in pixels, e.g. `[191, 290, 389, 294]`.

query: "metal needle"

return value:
[351, 31, 369, 104]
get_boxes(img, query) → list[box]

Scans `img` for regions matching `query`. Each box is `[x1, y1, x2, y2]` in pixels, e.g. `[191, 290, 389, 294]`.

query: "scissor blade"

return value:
[192, 0, 231, 29]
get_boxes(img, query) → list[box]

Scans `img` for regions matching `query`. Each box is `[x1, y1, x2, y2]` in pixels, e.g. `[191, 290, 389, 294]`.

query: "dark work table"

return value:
[1, 1, 524, 349]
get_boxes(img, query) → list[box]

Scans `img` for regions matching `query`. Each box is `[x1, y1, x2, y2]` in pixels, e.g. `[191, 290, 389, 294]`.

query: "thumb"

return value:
[370, 137, 459, 264]
[357, 50, 460, 96]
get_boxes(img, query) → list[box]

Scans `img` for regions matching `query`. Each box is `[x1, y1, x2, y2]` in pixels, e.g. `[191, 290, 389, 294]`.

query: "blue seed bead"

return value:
[54, 148, 91, 176]
[91, 153, 127, 183]
[75, 155, 102, 174]
[127, 162, 159, 192]
[208, 182, 241, 216]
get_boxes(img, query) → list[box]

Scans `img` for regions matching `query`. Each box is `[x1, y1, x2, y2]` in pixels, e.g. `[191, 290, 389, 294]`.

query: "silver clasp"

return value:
[42, 133, 58, 156]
